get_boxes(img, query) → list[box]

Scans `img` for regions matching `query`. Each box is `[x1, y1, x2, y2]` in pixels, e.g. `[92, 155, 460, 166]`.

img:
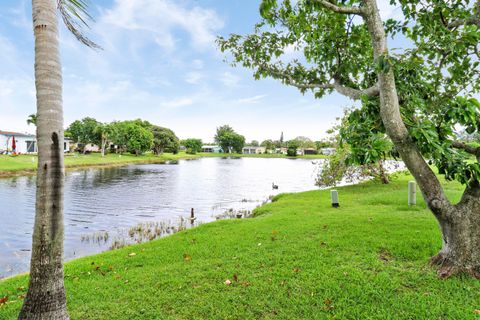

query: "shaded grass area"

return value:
[0, 152, 325, 176]
[1, 173, 479, 319]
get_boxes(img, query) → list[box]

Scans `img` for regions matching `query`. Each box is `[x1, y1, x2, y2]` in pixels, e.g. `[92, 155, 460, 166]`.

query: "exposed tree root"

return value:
[430, 253, 480, 279]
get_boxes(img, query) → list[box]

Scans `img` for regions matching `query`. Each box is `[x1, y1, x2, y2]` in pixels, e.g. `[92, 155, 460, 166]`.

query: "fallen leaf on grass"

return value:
[224, 279, 232, 285]
[0, 297, 8, 305]
[128, 252, 136, 257]
[271, 230, 279, 241]
[378, 248, 392, 263]
[17, 295, 26, 300]
[324, 299, 334, 311]
[474, 310, 480, 315]
[233, 274, 238, 282]
[183, 253, 192, 262]
[293, 267, 301, 273]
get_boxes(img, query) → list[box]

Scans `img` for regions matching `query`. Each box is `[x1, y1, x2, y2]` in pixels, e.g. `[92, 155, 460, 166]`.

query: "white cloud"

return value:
[160, 97, 194, 108]
[100, 0, 224, 51]
[185, 72, 203, 85]
[220, 72, 241, 87]
[236, 95, 267, 104]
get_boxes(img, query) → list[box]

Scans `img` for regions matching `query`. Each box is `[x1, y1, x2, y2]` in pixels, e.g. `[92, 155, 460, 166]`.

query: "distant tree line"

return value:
[64, 118, 335, 157]
[66, 118, 180, 156]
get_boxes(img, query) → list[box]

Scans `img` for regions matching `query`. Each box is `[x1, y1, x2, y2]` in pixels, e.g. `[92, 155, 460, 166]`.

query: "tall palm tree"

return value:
[19, 1, 98, 319]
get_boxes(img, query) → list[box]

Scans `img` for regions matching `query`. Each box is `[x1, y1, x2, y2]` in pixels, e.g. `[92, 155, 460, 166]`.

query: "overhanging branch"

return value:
[448, 17, 480, 29]
[447, 0, 480, 29]
[333, 79, 379, 100]
[452, 140, 480, 161]
[312, 0, 366, 16]
[263, 64, 379, 100]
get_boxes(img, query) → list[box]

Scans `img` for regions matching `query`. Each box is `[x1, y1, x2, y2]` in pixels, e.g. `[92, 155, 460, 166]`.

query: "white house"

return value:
[242, 146, 266, 154]
[0, 130, 71, 154]
[320, 148, 336, 155]
[0, 131, 37, 154]
[201, 145, 223, 153]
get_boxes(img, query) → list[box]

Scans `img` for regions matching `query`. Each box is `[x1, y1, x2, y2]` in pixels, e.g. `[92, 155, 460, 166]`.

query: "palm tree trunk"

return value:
[101, 137, 106, 157]
[19, 0, 69, 319]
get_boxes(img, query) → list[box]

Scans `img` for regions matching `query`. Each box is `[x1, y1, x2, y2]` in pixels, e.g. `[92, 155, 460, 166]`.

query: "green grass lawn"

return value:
[1, 173, 479, 319]
[0, 152, 199, 174]
[0, 152, 325, 176]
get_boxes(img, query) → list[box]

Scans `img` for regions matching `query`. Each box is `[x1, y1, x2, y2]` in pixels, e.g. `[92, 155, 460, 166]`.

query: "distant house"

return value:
[0, 130, 71, 154]
[275, 147, 288, 155]
[201, 145, 223, 153]
[0, 131, 37, 154]
[73, 143, 99, 153]
[242, 146, 266, 154]
[320, 148, 336, 155]
[303, 148, 318, 155]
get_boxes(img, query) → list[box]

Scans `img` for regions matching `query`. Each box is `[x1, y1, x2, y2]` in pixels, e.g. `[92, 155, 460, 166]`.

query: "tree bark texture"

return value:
[19, 0, 69, 319]
[362, 0, 479, 278]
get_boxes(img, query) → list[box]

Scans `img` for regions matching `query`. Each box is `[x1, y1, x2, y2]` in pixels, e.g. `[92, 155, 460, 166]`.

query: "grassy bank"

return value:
[1, 174, 479, 319]
[0, 152, 325, 177]
[0, 153, 198, 175]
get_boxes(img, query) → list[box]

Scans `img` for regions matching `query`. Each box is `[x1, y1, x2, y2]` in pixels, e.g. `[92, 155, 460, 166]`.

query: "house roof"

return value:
[0, 130, 35, 138]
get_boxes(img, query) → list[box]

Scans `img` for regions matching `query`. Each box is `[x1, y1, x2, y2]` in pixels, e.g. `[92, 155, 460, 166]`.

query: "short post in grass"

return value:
[408, 181, 416, 206]
[190, 208, 196, 225]
[331, 190, 339, 208]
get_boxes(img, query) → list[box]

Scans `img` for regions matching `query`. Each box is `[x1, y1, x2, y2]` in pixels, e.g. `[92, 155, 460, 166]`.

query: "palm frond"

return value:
[57, 0, 102, 49]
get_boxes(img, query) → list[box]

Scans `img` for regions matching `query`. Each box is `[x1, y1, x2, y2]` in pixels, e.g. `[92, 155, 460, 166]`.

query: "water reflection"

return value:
[0, 157, 319, 278]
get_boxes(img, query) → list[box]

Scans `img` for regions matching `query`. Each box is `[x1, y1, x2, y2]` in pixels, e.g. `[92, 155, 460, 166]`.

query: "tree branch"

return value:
[452, 140, 480, 161]
[332, 79, 379, 100]
[447, 0, 480, 29]
[312, 0, 366, 16]
[448, 16, 480, 29]
[262, 65, 379, 100]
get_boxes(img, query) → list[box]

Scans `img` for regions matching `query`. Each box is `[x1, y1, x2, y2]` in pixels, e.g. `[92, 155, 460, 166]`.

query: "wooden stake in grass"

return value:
[331, 190, 339, 208]
[408, 181, 416, 206]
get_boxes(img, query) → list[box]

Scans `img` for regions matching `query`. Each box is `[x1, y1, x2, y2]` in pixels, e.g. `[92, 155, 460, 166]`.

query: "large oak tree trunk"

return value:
[19, 0, 69, 319]
[363, 0, 479, 278]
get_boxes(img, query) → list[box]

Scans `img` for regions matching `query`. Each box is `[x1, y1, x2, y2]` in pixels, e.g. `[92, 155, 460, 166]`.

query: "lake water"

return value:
[0, 157, 321, 278]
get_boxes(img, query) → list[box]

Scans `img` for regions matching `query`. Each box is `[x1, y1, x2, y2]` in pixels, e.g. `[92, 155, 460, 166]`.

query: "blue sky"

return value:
[0, 0, 401, 142]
